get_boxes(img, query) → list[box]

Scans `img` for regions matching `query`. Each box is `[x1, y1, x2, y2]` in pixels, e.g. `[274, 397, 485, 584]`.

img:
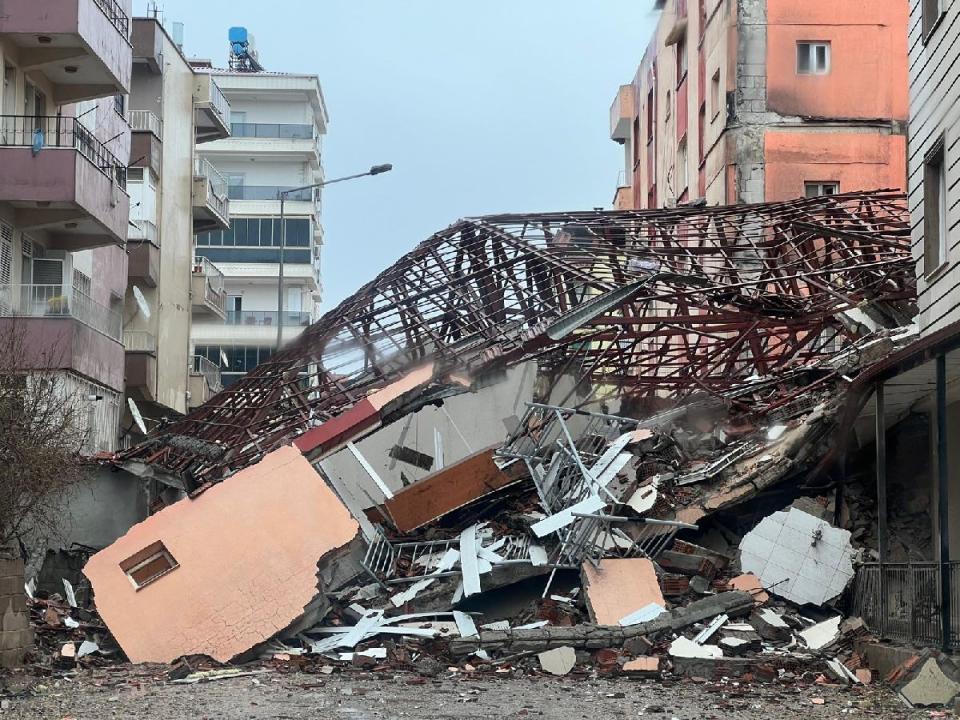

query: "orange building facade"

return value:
[610, 0, 907, 209]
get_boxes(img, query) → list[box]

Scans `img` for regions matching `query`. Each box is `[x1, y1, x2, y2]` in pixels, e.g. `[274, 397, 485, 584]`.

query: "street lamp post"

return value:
[276, 164, 392, 349]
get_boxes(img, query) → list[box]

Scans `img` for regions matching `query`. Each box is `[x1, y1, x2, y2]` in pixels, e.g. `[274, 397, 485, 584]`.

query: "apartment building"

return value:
[0, 0, 132, 453]
[121, 18, 230, 442]
[610, 0, 908, 209]
[190, 65, 328, 388]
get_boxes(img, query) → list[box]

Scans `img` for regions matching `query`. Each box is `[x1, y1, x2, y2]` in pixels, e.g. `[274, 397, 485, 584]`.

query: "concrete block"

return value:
[582, 558, 664, 625]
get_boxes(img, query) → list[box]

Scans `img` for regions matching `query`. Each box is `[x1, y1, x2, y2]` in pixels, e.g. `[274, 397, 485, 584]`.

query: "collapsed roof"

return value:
[119, 191, 914, 486]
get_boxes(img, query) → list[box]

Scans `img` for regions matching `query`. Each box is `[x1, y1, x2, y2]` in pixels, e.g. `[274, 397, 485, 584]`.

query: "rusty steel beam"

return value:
[119, 191, 915, 485]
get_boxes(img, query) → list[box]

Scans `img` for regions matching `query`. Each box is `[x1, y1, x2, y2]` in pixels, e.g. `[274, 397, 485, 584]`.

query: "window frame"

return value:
[924, 137, 948, 277]
[922, 0, 945, 43]
[710, 70, 721, 121]
[804, 182, 840, 198]
[797, 41, 831, 75]
[120, 541, 179, 590]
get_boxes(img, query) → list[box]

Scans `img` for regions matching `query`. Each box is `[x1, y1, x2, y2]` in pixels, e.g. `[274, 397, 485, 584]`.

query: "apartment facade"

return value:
[122, 18, 230, 441]
[191, 68, 328, 388]
[0, 0, 133, 453]
[610, 0, 908, 209]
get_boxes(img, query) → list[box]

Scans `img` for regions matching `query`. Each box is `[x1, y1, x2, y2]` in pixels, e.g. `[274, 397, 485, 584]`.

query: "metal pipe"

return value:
[876, 382, 887, 639]
[937, 354, 951, 651]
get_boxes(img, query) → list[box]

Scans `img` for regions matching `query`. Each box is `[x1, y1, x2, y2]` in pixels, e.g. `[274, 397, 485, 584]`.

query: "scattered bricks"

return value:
[856, 669, 872, 684]
[671, 541, 729, 571]
[750, 609, 791, 642]
[660, 574, 690, 597]
[657, 551, 718, 580]
[884, 652, 924, 685]
[754, 663, 778, 682]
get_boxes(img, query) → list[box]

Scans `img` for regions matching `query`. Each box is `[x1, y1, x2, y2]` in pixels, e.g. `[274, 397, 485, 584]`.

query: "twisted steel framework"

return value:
[121, 191, 914, 485]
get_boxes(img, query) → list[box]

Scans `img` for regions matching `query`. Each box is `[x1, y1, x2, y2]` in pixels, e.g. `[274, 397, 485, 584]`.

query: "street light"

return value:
[276, 164, 393, 348]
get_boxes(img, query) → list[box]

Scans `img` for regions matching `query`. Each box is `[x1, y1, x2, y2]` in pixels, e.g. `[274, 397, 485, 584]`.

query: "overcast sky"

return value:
[134, 0, 656, 309]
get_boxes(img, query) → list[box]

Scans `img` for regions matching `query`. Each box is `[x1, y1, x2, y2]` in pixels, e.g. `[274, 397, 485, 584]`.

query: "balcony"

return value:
[225, 310, 312, 327]
[129, 110, 162, 177]
[610, 85, 636, 143]
[191, 256, 227, 320]
[192, 158, 230, 232]
[194, 74, 231, 143]
[205, 122, 320, 169]
[0, 115, 129, 248]
[0, 0, 132, 102]
[0, 283, 124, 391]
[188, 354, 222, 409]
[227, 185, 314, 202]
[124, 329, 157, 401]
[128, 221, 159, 287]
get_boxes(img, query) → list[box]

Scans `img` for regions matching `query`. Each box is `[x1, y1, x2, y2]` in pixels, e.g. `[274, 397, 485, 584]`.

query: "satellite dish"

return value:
[220, 350, 229, 367]
[128, 397, 147, 435]
[132, 285, 151, 319]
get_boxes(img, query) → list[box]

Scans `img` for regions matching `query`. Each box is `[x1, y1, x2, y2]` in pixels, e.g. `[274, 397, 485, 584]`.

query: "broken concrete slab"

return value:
[581, 558, 665, 626]
[538, 646, 576, 676]
[739, 508, 854, 606]
[669, 636, 722, 659]
[750, 608, 791, 641]
[657, 551, 718, 580]
[84, 445, 360, 664]
[799, 616, 842, 651]
[900, 657, 960, 707]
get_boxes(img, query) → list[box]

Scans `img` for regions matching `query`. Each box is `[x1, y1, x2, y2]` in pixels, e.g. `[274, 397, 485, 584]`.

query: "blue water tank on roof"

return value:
[229, 26, 249, 45]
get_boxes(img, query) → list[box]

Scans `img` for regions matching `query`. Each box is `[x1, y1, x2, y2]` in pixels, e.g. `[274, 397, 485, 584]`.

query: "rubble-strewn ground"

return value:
[0, 669, 942, 719]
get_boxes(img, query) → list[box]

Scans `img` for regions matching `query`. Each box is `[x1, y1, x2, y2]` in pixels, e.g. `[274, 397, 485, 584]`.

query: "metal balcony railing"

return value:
[0, 115, 127, 189]
[230, 122, 314, 140]
[124, 329, 157, 353]
[129, 110, 162, 138]
[129, 219, 159, 245]
[191, 354, 222, 393]
[227, 185, 314, 201]
[194, 157, 229, 220]
[192, 256, 226, 314]
[93, 0, 130, 36]
[0, 283, 122, 341]
[225, 310, 312, 327]
[209, 79, 231, 127]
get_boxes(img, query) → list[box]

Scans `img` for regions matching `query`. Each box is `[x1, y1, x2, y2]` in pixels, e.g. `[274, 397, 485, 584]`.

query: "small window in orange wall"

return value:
[120, 540, 179, 589]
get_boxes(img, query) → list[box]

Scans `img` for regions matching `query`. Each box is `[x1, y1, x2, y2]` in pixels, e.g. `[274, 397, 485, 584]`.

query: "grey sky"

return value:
[134, 0, 656, 309]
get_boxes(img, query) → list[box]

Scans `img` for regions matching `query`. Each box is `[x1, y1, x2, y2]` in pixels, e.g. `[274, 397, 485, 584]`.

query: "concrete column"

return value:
[0, 551, 33, 668]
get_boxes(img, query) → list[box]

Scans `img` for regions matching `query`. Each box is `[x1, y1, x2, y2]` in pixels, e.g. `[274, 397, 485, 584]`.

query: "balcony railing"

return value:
[209, 79, 230, 127]
[124, 329, 157, 353]
[227, 185, 314, 201]
[129, 110, 162, 138]
[191, 354, 222, 393]
[225, 310, 312, 327]
[230, 122, 314, 140]
[194, 157, 229, 219]
[129, 219, 158, 245]
[0, 115, 127, 190]
[93, 0, 130, 36]
[192, 256, 226, 315]
[0, 284, 122, 341]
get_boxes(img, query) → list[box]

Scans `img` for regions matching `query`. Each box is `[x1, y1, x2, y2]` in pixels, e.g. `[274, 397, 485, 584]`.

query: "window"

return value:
[646, 89, 654, 142]
[797, 42, 830, 75]
[676, 37, 687, 85]
[677, 138, 688, 192]
[0, 221, 12, 285]
[710, 70, 721, 120]
[114, 94, 125, 118]
[665, 90, 672, 120]
[228, 295, 242, 313]
[127, 167, 144, 183]
[923, 0, 943, 40]
[120, 541, 178, 589]
[924, 138, 948, 275]
[804, 182, 839, 197]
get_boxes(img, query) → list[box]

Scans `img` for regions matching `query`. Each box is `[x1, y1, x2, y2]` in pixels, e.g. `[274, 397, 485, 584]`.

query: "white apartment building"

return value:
[190, 67, 328, 387]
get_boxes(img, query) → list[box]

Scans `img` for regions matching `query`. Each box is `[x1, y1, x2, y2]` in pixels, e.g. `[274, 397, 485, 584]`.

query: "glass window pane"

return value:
[234, 218, 248, 245]
[247, 218, 260, 246]
[815, 45, 827, 72]
[798, 44, 810, 73]
[272, 219, 283, 246]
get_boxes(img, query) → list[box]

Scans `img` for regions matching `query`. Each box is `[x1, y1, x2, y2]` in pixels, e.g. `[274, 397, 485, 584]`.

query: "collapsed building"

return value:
[31, 190, 957, 701]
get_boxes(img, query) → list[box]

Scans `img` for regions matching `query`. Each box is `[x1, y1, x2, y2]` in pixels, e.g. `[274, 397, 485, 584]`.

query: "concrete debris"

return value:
[799, 616, 842, 651]
[897, 656, 960, 707]
[581, 558, 664, 626]
[669, 636, 722, 659]
[750, 609, 791, 642]
[537, 646, 576, 676]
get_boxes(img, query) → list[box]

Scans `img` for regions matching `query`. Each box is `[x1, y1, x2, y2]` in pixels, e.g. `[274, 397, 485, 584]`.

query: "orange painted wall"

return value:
[84, 445, 359, 664]
[765, 0, 907, 121]
[764, 132, 906, 202]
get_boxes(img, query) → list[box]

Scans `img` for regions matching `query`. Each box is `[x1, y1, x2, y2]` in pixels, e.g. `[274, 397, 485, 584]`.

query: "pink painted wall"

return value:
[764, 132, 907, 201]
[766, 0, 907, 121]
[84, 445, 359, 664]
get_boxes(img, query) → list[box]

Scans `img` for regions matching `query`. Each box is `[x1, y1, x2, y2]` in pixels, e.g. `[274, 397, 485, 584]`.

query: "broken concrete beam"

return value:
[656, 551, 718, 580]
[84, 445, 360, 664]
[581, 559, 664, 626]
[371, 447, 521, 533]
[671, 656, 803, 682]
[449, 591, 754, 656]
